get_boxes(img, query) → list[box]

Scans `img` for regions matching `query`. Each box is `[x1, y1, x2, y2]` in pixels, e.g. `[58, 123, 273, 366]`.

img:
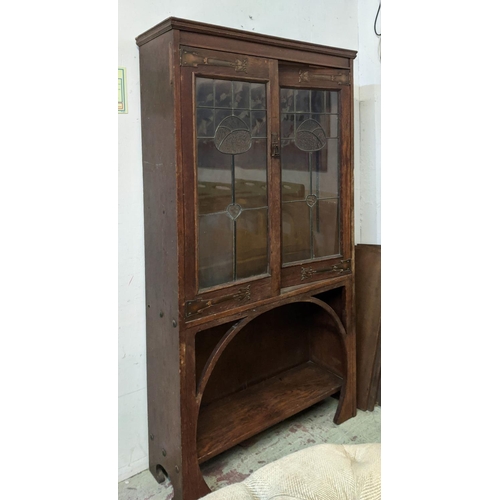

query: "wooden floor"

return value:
[118, 397, 381, 500]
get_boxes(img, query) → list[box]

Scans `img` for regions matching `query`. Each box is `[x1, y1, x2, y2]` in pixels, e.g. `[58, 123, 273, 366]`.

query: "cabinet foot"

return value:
[333, 386, 357, 425]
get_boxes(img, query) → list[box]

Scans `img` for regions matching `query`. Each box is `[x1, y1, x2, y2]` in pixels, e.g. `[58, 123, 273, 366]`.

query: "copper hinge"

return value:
[300, 259, 351, 281]
[185, 285, 251, 317]
[298, 70, 350, 85]
[180, 48, 248, 73]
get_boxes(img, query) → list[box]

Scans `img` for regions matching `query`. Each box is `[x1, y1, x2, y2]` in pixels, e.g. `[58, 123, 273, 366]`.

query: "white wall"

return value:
[355, 0, 381, 244]
[118, 0, 379, 482]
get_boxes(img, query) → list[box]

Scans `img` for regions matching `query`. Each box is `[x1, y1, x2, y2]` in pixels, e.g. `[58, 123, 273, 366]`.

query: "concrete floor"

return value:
[118, 397, 381, 500]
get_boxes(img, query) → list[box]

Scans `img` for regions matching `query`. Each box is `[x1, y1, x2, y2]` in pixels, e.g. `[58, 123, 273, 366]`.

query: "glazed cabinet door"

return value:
[278, 65, 353, 289]
[180, 47, 280, 320]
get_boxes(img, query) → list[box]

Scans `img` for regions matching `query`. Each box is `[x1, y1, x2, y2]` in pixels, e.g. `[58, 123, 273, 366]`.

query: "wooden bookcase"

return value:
[136, 17, 357, 499]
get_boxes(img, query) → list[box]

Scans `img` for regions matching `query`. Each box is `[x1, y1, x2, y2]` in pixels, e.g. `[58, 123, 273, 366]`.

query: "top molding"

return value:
[135, 17, 357, 60]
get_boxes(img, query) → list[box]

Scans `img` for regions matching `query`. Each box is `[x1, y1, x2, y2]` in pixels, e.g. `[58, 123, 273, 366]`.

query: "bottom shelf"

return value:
[197, 361, 343, 463]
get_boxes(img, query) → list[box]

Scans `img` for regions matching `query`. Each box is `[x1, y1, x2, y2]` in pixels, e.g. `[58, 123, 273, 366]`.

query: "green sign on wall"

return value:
[118, 68, 127, 114]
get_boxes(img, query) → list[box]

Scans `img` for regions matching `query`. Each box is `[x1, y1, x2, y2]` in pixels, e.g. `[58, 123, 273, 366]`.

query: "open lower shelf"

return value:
[197, 361, 343, 463]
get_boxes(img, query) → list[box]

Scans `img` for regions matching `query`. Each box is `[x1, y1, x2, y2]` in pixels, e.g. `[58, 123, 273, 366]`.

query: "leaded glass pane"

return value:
[250, 111, 267, 138]
[312, 199, 340, 258]
[215, 109, 232, 127]
[215, 115, 252, 155]
[198, 213, 234, 289]
[281, 141, 309, 202]
[281, 114, 294, 139]
[196, 78, 214, 107]
[280, 88, 341, 264]
[328, 115, 339, 138]
[295, 90, 310, 112]
[197, 139, 232, 215]
[196, 76, 269, 289]
[250, 83, 266, 109]
[296, 119, 327, 152]
[326, 91, 339, 114]
[215, 80, 232, 108]
[197, 109, 214, 138]
[281, 88, 294, 112]
[295, 113, 311, 130]
[312, 139, 339, 198]
[236, 208, 268, 279]
[235, 139, 267, 209]
[310, 114, 328, 137]
[282, 201, 311, 264]
[234, 81, 250, 109]
[311, 90, 325, 113]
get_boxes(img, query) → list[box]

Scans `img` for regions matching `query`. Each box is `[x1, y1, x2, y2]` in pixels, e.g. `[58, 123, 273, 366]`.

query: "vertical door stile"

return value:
[181, 64, 198, 300]
[340, 85, 352, 261]
[269, 59, 281, 297]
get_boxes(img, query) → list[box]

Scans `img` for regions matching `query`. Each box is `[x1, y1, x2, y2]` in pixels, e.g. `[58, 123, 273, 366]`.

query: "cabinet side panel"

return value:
[354, 244, 381, 411]
[138, 31, 181, 480]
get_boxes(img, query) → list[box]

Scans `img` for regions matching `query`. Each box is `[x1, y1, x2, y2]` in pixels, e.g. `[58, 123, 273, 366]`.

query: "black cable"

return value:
[374, 3, 381, 37]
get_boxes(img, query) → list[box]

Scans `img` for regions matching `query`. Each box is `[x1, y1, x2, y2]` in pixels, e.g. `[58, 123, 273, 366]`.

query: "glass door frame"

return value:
[180, 48, 281, 316]
[278, 65, 353, 290]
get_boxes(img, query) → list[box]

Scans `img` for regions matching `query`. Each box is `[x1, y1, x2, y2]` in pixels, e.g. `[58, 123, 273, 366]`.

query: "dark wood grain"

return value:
[136, 17, 357, 61]
[186, 274, 352, 333]
[281, 259, 352, 290]
[333, 279, 357, 424]
[269, 59, 282, 296]
[199, 302, 311, 406]
[181, 31, 351, 69]
[308, 297, 347, 379]
[197, 361, 343, 463]
[279, 65, 351, 88]
[137, 18, 357, 500]
[138, 28, 183, 486]
[355, 244, 381, 411]
[195, 319, 247, 400]
[340, 85, 353, 263]
[313, 286, 347, 328]
[180, 49, 275, 312]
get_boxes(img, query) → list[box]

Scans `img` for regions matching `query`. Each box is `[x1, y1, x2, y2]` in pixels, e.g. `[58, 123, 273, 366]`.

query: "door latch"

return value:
[271, 133, 280, 157]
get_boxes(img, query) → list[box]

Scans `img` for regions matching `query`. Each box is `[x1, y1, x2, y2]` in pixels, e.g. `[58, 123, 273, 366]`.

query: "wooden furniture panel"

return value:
[355, 244, 381, 411]
[279, 65, 351, 87]
[198, 304, 310, 405]
[181, 31, 352, 69]
[137, 17, 357, 500]
[197, 361, 343, 463]
[138, 29, 183, 486]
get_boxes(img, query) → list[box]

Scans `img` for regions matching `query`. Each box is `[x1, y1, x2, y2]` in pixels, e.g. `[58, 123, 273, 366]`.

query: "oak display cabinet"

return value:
[136, 17, 357, 500]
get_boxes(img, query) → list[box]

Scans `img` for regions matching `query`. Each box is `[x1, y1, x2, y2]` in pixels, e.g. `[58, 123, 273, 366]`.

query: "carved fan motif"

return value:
[296, 119, 327, 152]
[214, 115, 252, 154]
